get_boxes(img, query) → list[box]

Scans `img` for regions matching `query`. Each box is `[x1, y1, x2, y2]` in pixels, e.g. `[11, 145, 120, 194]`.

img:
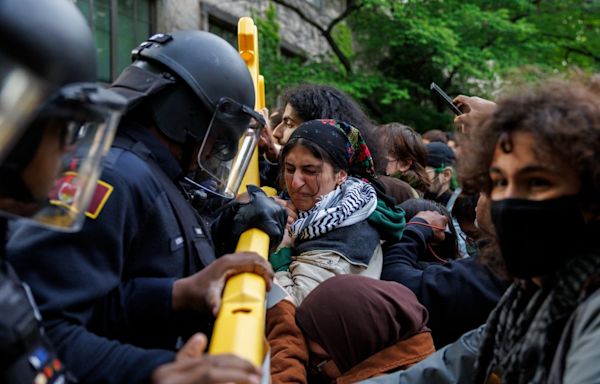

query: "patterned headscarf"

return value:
[287, 119, 376, 181]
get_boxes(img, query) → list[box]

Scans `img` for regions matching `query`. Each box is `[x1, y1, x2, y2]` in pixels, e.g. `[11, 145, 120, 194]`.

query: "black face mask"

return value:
[491, 195, 586, 279]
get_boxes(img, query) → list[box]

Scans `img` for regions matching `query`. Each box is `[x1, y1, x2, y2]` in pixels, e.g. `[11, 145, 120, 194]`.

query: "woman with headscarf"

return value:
[271, 119, 399, 305]
[296, 275, 435, 383]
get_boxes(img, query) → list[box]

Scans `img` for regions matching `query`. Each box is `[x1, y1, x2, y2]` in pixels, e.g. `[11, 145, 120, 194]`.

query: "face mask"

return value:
[491, 195, 586, 279]
[427, 173, 443, 195]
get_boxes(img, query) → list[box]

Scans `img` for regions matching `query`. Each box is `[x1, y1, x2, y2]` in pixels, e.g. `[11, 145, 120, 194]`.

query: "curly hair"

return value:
[279, 84, 386, 173]
[458, 80, 600, 276]
[378, 123, 431, 193]
[459, 80, 600, 212]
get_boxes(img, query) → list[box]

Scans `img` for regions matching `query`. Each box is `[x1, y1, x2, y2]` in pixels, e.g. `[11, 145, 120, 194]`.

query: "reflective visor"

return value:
[0, 52, 47, 161]
[0, 84, 126, 231]
[196, 97, 265, 199]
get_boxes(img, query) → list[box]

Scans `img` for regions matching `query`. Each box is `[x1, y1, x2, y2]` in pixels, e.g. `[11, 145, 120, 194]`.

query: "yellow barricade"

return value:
[208, 17, 271, 369]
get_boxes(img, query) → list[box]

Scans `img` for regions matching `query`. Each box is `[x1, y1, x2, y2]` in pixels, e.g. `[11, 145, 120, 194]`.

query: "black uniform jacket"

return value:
[8, 121, 216, 383]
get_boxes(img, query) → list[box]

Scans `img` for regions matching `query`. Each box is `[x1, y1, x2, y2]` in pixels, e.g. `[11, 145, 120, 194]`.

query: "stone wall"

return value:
[156, 0, 201, 32]
[156, 0, 346, 57]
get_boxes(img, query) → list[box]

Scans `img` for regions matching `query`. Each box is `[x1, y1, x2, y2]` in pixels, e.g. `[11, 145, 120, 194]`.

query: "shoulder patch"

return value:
[85, 179, 114, 219]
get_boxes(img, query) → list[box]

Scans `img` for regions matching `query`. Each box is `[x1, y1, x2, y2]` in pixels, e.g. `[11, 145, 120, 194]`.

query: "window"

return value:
[207, 15, 238, 49]
[75, 0, 155, 82]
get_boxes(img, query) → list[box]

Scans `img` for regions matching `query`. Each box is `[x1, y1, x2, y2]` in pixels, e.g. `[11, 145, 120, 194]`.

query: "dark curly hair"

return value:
[458, 80, 600, 276]
[279, 84, 386, 174]
[459, 80, 600, 212]
[378, 123, 431, 193]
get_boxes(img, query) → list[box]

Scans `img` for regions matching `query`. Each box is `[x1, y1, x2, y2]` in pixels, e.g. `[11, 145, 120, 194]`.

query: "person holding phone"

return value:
[452, 95, 497, 133]
[364, 79, 600, 384]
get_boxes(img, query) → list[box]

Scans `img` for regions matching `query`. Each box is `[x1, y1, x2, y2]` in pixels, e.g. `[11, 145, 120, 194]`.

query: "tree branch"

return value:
[564, 46, 600, 63]
[326, 0, 364, 34]
[271, 0, 360, 74]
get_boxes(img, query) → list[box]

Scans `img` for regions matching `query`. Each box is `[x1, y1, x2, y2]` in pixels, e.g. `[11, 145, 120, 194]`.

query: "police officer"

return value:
[8, 29, 286, 383]
[0, 0, 127, 383]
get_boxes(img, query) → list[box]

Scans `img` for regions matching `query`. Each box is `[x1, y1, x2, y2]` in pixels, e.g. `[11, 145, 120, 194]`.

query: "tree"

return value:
[257, 0, 600, 132]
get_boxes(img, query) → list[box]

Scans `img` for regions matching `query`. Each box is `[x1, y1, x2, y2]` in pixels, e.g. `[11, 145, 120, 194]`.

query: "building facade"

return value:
[74, 0, 346, 82]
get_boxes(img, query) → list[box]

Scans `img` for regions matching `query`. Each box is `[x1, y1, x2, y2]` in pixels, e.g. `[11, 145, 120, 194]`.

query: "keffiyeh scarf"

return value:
[474, 249, 600, 383]
[290, 177, 377, 240]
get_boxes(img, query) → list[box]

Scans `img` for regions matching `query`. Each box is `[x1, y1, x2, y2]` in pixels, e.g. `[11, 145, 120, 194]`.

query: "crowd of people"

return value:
[2, 1, 600, 384]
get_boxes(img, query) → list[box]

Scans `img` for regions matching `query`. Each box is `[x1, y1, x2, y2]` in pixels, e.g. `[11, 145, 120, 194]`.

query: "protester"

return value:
[452, 95, 497, 134]
[422, 129, 448, 144]
[272, 84, 386, 174]
[446, 131, 459, 154]
[367, 79, 600, 383]
[8, 30, 285, 383]
[272, 119, 384, 304]
[399, 199, 459, 261]
[381, 197, 508, 347]
[258, 108, 283, 188]
[424, 142, 456, 205]
[376, 175, 419, 205]
[297, 275, 435, 383]
[450, 192, 480, 257]
[378, 123, 430, 197]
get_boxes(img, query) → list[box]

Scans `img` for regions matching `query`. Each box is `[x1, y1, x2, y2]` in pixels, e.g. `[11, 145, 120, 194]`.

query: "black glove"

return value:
[212, 185, 287, 255]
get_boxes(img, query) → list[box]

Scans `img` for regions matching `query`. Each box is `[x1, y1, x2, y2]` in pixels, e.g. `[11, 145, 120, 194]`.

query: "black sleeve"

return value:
[7, 170, 176, 383]
[381, 219, 509, 347]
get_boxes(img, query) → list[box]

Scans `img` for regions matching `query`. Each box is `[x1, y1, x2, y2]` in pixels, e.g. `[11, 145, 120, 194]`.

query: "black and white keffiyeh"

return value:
[289, 177, 377, 240]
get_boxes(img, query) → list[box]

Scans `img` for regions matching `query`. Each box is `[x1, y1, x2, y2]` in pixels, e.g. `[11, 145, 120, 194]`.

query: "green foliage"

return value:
[255, 3, 408, 113]
[331, 22, 354, 60]
[255, 0, 599, 131]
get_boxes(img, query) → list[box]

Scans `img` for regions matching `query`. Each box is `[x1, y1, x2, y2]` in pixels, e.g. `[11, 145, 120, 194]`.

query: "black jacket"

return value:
[8, 121, 216, 383]
[381, 218, 510, 347]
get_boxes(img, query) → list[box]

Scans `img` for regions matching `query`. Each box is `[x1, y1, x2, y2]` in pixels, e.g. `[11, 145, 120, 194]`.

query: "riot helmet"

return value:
[0, 0, 127, 231]
[111, 30, 264, 198]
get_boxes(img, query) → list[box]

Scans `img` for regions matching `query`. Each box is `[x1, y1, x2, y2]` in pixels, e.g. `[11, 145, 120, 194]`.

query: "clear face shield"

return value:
[0, 83, 126, 231]
[195, 97, 266, 199]
[0, 51, 48, 161]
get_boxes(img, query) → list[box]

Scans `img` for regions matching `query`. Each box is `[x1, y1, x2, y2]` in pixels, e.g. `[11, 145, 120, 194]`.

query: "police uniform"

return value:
[8, 120, 216, 383]
[0, 255, 73, 384]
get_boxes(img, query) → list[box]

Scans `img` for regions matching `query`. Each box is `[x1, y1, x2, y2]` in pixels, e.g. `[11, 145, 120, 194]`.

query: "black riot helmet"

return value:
[0, 0, 98, 158]
[111, 30, 264, 198]
[0, 0, 127, 231]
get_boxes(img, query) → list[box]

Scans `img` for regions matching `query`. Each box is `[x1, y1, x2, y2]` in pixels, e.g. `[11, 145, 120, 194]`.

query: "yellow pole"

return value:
[208, 17, 270, 368]
[238, 17, 263, 190]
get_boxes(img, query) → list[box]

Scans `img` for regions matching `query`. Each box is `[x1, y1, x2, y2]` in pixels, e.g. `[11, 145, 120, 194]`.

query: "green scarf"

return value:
[368, 199, 406, 242]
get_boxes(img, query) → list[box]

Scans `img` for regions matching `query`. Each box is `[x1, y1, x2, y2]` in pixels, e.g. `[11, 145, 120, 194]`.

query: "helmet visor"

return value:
[196, 97, 265, 199]
[0, 84, 126, 231]
[0, 52, 48, 161]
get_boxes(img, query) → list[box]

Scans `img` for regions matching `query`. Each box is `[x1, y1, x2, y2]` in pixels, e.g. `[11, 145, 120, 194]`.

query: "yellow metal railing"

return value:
[208, 17, 271, 368]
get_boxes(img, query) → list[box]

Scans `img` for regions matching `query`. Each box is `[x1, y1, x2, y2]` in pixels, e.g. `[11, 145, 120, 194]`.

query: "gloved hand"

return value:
[212, 185, 287, 254]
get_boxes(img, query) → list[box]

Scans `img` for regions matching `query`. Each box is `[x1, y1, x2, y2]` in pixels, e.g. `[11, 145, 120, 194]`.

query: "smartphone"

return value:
[430, 82, 463, 116]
